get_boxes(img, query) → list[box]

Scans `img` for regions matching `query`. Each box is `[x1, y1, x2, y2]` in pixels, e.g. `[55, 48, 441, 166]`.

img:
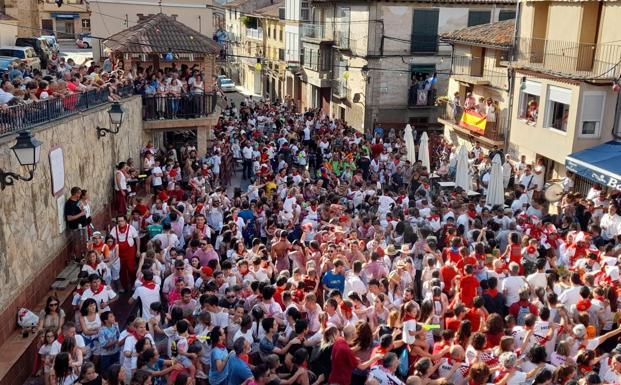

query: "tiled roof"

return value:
[254, 0, 284, 18]
[223, 0, 253, 8]
[103, 13, 220, 54]
[440, 19, 515, 48]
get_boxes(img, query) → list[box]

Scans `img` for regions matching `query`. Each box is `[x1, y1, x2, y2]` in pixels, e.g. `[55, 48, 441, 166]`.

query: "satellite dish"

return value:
[544, 183, 564, 202]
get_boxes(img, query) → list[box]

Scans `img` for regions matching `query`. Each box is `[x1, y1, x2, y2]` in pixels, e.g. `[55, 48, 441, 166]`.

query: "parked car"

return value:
[76, 33, 93, 49]
[40, 35, 60, 53]
[15, 37, 50, 68]
[217, 75, 227, 87]
[219, 78, 236, 92]
[0, 46, 41, 70]
[0, 56, 21, 76]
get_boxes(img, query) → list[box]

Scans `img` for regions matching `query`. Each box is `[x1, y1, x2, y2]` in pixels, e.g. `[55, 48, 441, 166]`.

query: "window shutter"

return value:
[468, 11, 491, 27]
[498, 10, 515, 21]
[580, 93, 605, 134]
[411, 9, 439, 53]
[548, 86, 572, 104]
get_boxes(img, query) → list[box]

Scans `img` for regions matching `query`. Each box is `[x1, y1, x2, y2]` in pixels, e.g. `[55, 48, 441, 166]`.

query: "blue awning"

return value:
[566, 140, 621, 188]
[51, 13, 80, 19]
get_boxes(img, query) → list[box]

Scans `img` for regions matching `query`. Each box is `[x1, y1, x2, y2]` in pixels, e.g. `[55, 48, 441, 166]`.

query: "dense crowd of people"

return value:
[34, 85, 621, 385]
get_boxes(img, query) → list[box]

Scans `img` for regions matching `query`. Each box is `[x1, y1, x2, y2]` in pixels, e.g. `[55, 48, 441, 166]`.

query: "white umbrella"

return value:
[455, 146, 470, 190]
[418, 131, 430, 173]
[486, 154, 505, 207]
[404, 124, 416, 164]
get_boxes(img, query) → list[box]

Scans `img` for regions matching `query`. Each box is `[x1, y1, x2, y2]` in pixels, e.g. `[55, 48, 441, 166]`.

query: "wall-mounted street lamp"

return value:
[0, 131, 43, 190]
[96, 102, 124, 139]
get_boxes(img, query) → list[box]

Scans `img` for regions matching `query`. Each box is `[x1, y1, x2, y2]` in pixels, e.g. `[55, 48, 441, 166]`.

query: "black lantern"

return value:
[96, 102, 124, 139]
[0, 131, 43, 190]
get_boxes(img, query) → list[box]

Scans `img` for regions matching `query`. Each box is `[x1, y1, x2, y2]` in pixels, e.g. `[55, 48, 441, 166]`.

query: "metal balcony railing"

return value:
[438, 100, 505, 142]
[0, 85, 133, 137]
[515, 37, 621, 79]
[142, 93, 217, 121]
[246, 28, 263, 40]
[332, 80, 350, 99]
[301, 24, 328, 41]
[408, 87, 436, 107]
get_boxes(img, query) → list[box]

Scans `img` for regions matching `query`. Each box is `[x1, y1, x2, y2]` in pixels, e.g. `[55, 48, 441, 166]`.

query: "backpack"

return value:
[516, 304, 530, 326]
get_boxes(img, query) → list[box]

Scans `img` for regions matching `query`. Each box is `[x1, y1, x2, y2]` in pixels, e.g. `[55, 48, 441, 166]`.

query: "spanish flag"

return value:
[460, 110, 487, 135]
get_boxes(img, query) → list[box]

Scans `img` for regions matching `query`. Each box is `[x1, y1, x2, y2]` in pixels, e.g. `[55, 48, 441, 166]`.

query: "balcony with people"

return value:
[438, 94, 505, 148]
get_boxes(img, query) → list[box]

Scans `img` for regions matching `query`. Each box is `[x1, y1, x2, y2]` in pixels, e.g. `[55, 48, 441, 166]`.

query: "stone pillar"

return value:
[197, 123, 208, 156]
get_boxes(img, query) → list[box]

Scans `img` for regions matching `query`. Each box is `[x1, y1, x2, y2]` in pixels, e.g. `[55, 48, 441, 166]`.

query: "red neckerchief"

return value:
[141, 279, 156, 290]
[486, 288, 499, 297]
[215, 342, 226, 349]
[494, 369, 511, 384]
[403, 313, 417, 322]
[128, 329, 142, 340]
[88, 261, 98, 270]
[576, 299, 591, 312]
[75, 287, 84, 296]
[91, 284, 105, 295]
[57, 333, 64, 344]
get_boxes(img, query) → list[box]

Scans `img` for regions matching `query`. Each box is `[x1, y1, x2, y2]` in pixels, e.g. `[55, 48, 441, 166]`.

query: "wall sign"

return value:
[49, 147, 65, 197]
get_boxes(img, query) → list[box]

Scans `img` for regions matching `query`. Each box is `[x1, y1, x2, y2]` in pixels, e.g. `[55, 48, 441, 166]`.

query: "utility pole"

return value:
[199, 15, 202, 33]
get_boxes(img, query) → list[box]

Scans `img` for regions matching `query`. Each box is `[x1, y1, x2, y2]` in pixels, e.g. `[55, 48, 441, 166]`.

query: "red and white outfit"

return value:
[110, 224, 139, 289]
[114, 169, 128, 216]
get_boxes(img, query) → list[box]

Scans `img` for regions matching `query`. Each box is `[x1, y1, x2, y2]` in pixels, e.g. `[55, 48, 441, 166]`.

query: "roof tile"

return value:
[103, 13, 221, 54]
[440, 19, 515, 48]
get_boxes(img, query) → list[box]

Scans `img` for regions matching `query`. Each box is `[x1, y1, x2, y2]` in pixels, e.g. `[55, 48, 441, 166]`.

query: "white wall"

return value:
[0, 22, 18, 47]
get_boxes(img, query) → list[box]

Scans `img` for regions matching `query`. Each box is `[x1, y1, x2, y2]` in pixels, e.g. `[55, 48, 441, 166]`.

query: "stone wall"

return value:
[0, 96, 148, 322]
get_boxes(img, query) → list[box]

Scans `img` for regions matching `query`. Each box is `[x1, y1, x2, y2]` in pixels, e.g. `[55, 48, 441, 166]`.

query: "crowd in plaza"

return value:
[31, 63, 621, 385]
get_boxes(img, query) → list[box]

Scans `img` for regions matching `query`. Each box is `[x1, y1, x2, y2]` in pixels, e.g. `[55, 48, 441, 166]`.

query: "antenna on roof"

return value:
[158, 0, 163, 14]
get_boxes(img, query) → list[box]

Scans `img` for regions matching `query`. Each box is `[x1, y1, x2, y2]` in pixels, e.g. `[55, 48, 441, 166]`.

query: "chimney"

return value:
[137, 13, 145, 21]
[171, 14, 177, 20]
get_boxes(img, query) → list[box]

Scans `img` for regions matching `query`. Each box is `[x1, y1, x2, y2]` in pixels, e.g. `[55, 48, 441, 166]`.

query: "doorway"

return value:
[56, 19, 75, 39]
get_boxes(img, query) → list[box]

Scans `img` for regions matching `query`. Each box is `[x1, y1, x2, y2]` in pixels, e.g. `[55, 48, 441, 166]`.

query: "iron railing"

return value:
[332, 80, 350, 99]
[408, 87, 437, 107]
[0, 85, 134, 137]
[141, 93, 217, 121]
[438, 100, 505, 142]
[301, 24, 328, 41]
[246, 28, 263, 40]
[515, 37, 621, 79]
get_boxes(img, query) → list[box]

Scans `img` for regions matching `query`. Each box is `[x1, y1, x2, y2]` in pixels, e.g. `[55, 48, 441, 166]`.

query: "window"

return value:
[411, 9, 439, 53]
[279, 29, 283, 42]
[579, 92, 605, 137]
[468, 11, 491, 27]
[301, 1, 310, 21]
[498, 10, 516, 21]
[518, 80, 541, 124]
[545, 85, 571, 132]
[81, 19, 90, 29]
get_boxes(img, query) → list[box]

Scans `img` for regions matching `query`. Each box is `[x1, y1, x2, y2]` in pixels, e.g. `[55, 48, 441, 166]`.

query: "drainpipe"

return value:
[613, 92, 621, 140]
[504, 0, 522, 151]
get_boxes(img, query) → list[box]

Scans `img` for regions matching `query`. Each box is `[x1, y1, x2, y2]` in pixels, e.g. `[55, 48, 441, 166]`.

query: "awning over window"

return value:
[565, 140, 621, 189]
[51, 13, 80, 19]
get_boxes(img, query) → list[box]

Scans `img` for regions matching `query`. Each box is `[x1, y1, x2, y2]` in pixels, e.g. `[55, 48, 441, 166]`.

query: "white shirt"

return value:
[501, 276, 527, 305]
[131, 284, 161, 320]
[81, 286, 117, 312]
[153, 232, 179, 250]
[344, 273, 367, 297]
[600, 213, 621, 240]
[402, 318, 417, 344]
[559, 285, 582, 307]
[526, 271, 547, 290]
[123, 333, 155, 372]
[242, 146, 253, 160]
[110, 225, 139, 247]
[50, 335, 86, 355]
[151, 166, 163, 186]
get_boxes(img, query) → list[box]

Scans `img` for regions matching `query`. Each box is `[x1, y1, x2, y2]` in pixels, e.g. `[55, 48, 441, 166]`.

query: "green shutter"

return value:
[467, 11, 491, 26]
[411, 9, 439, 53]
[498, 10, 516, 21]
